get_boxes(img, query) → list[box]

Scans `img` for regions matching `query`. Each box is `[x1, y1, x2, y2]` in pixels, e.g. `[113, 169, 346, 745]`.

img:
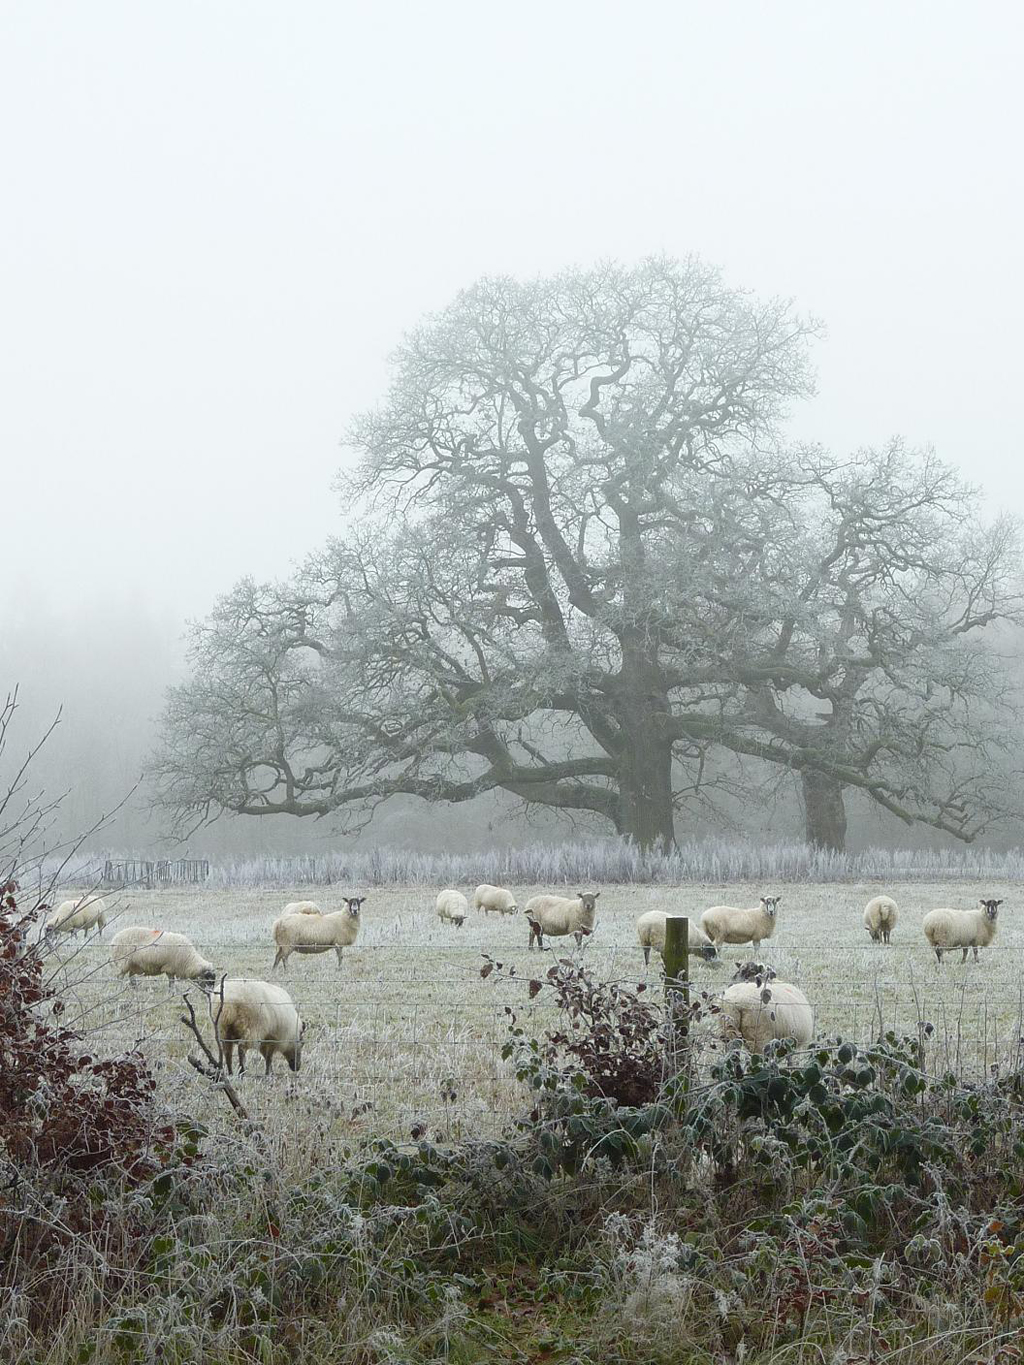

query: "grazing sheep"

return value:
[272, 896, 365, 970]
[436, 889, 469, 928]
[524, 891, 599, 950]
[719, 962, 813, 1052]
[282, 900, 323, 916]
[700, 896, 781, 952]
[636, 910, 718, 966]
[923, 899, 1002, 964]
[209, 979, 304, 1076]
[110, 926, 216, 987]
[45, 895, 107, 938]
[473, 884, 517, 916]
[863, 895, 899, 944]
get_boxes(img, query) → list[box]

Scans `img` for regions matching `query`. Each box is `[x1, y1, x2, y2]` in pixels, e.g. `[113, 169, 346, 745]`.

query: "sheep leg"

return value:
[273, 948, 285, 970]
[527, 921, 537, 950]
[934, 947, 943, 964]
[222, 1040, 236, 1075]
[335, 947, 345, 968]
[962, 948, 969, 964]
[262, 1045, 273, 1078]
[642, 945, 650, 967]
[972, 946, 979, 962]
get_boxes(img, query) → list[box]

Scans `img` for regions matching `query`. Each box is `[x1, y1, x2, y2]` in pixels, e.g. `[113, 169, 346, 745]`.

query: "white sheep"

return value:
[863, 895, 899, 945]
[700, 896, 781, 952]
[110, 926, 217, 987]
[719, 962, 814, 1052]
[272, 896, 365, 970]
[209, 979, 304, 1076]
[524, 891, 599, 950]
[436, 889, 469, 928]
[282, 900, 323, 916]
[472, 884, 517, 916]
[635, 910, 718, 966]
[922, 898, 1002, 964]
[45, 895, 107, 938]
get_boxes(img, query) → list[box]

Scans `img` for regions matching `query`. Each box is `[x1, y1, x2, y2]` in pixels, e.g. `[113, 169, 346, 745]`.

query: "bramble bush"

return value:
[0, 881, 193, 1328]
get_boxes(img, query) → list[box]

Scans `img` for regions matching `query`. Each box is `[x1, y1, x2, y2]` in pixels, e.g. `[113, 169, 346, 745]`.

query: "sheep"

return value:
[110, 926, 217, 987]
[209, 979, 304, 1076]
[472, 884, 517, 917]
[700, 896, 781, 952]
[863, 895, 899, 945]
[436, 889, 469, 928]
[718, 962, 814, 1052]
[524, 891, 599, 950]
[272, 896, 365, 970]
[282, 900, 323, 916]
[635, 910, 718, 966]
[44, 895, 107, 938]
[922, 898, 1002, 964]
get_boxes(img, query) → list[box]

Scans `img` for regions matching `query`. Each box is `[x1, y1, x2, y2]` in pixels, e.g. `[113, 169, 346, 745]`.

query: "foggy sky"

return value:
[2, 3, 1023, 850]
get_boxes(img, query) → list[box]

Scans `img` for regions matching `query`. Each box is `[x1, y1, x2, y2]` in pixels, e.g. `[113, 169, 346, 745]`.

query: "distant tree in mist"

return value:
[153, 258, 1024, 852]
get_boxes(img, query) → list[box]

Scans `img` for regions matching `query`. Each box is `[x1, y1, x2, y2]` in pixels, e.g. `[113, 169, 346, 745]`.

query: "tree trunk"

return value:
[801, 770, 847, 852]
[614, 627, 676, 853]
[617, 727, 676, 854]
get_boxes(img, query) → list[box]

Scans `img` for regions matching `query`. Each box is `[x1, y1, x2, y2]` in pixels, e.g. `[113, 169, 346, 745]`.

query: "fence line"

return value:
[36, 839, 1024, 893]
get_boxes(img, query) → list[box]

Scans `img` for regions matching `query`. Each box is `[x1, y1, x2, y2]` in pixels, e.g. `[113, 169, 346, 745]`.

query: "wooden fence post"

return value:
[663, 915, 690, 1069]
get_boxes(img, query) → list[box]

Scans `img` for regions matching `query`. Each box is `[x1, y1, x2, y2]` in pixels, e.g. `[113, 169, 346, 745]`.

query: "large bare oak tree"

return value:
[153, 260, 1024, 851]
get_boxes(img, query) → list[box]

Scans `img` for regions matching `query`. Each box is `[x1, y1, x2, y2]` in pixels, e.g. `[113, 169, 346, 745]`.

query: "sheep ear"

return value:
[593, 891, 600, 900]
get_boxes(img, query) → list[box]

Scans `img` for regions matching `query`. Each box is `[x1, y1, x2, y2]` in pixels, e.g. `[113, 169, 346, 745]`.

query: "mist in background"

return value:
[3, 2, 1022, 854]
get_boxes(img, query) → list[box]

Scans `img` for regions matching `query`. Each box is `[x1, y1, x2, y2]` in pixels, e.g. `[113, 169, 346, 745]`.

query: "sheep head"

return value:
[732, 960, 776, 984]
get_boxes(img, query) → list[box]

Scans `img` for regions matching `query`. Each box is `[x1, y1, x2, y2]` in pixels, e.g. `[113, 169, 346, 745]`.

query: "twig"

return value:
[179, 988, 253, 1124]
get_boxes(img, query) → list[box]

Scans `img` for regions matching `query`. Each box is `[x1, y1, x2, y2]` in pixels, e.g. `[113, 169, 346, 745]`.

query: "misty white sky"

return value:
[3, 1, 1023, 640]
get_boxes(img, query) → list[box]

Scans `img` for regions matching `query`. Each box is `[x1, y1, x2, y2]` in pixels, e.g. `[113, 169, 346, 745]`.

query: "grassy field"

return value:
[41, 878, 1024, 1161]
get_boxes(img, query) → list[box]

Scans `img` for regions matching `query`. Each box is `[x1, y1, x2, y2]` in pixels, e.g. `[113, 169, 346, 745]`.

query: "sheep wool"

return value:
[923, 899, 1002, 963]
[272, 897, 366, 970]
[110, 926, 217, 986]
[700, 896, 781, 951]
[436, 889, 469, 927]
[635, 910, 717, 966]
[282, 900, 323, 916]
[863, 895, 899, 944]
[45, 896, 107, 937]
[209, 979, 304, 1076]
[472, 884, 517, 916]
[524, 892, 599, 950]
[719, 964, 813, 1052]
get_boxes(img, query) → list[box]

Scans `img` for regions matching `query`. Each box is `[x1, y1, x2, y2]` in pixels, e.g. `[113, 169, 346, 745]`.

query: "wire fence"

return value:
[39, 934, 1024, 1146]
